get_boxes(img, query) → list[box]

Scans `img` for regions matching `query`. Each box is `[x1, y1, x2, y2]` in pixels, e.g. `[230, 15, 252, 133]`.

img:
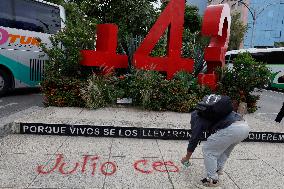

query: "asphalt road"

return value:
[0, 88, 44, 119]
[254, 89, 284, 121]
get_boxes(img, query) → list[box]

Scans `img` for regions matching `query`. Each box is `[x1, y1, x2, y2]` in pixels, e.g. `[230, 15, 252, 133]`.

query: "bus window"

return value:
[0, 1, 13, 28]
[269, 51, 284, 65]
[0, 0, 61, 34]
[278, 75, 284, 83]
[225, 55, 231, 64]
[251, 53, 267, 63]
[14, 0, 61, 34]
[225, 54, 236, 64]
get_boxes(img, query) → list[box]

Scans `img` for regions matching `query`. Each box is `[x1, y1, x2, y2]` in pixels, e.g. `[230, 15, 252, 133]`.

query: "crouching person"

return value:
[181, 94, 250, 187]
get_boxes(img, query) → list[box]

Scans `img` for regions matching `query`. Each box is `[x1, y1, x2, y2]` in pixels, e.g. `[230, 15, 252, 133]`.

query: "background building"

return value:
[208, 0, 284, 48]
[186, 0, 207, 15]
[207, 0, 249, 24]
[243, 0, 284, 48]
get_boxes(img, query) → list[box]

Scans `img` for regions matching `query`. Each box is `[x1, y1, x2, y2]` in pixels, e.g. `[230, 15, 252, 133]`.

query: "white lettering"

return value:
[110, 129, 115, 136]
[159, 131, 166, 137]
[94, 128, 100, 136]
[118, 129, 122, 136]
[180, 131, 185, 138]
[142, 130, 148, 137]
[104, 128, 110, 135]
[104, 128, 116, 136]
[262, 134, 267, 141]
[124, 130, 132, 136]
[153, 130, 159, 137]
[172, 131, 179, 137]
[279, 134, 284, 141]
[132, 129, 138, 137]
[45, 126, 52, 134]
[61, 127, 66, 134]
[186, 131, 191, 138]
[70, 127, 76, 135]
[30, 126, 37, 133]
[273, 134, 278, 141]
[80, 128, 86, 135]
[267, 134, 272, 141]
[249, 133, 254, 140]
[87, 128, 93, 135]
[23, 125, 29, 132]
[38, 126, 44, 133]
[53, 127, 60, 134]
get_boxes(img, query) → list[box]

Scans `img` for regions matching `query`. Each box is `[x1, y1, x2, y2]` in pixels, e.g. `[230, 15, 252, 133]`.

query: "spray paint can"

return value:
[182, 160, 191, 167]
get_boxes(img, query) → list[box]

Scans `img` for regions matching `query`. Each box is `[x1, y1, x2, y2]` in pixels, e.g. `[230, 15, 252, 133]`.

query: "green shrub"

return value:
[128, 70, 210, 112]
[42, 2, 97, 79]
[41, 78, 85, 107]
[217, 52, 271, 112]
[78, 70, 211, 112]
[81, 74, 119, 109]
[128, 70, 165, 110]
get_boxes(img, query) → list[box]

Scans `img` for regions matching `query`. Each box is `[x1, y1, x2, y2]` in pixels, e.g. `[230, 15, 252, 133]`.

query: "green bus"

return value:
[225, 47, 284, 90]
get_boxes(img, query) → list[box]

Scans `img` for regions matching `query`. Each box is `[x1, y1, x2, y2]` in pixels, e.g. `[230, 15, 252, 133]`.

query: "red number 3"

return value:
[80, 0, 231, 90]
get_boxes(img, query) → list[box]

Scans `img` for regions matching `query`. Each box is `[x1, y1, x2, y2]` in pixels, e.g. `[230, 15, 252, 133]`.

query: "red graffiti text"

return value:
[37, 154, 117, 176]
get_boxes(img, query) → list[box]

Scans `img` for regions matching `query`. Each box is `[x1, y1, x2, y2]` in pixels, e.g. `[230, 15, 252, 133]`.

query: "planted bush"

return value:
[41, 78, 85, 107]
[217, 52, 271, 112]
[80, 70, 210, 113]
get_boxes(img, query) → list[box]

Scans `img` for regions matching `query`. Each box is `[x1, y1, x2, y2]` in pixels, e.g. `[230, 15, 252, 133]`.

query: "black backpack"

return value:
[195, 94, 233, 122]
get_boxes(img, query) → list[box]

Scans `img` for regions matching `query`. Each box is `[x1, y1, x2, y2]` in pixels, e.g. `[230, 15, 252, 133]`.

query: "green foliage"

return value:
[81, 75, 118, 109]
[184, 5, 202, 33]
[217, 53, 271, 112]
[160, 2, 201, 33]
[41, 2, 97, 106]
[41, 78, 85, 107]
[75, 0, 159, 39]
[42, 2, 97, 79]
[81, 70, 211, 112]
[128, 70, 165, 110]
[274, 42, 284, 47]
[228, 12, 248, 50]
[129, 70, 211, 112]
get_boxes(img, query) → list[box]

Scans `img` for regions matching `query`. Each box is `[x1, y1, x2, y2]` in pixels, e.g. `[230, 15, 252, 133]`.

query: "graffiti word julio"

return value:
[37, 154, 180, 176]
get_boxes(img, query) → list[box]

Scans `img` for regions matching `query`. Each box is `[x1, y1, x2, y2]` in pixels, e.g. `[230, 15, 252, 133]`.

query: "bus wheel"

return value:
[0, 69, 12, 96]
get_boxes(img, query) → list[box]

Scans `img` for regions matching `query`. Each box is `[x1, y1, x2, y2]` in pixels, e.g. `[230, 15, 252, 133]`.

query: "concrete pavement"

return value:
[0, 106, 284, 188]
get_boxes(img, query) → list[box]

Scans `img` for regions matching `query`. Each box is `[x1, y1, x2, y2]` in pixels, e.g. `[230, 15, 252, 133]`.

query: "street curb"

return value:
[0, 106, 44, 136]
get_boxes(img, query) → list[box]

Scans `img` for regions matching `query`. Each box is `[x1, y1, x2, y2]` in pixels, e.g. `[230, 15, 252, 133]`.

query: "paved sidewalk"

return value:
[0, 107, 283, 188]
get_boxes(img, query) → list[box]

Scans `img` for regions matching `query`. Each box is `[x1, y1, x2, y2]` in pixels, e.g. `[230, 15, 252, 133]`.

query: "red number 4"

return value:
[80, 0, 231, 90]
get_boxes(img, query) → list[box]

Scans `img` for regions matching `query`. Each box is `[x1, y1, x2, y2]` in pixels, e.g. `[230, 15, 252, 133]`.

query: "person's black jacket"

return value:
[187, 111, 243, 152]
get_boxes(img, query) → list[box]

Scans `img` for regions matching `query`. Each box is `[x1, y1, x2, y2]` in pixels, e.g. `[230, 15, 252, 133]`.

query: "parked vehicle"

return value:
[225, 48, 284, 90]
[0, 0, 65, 95]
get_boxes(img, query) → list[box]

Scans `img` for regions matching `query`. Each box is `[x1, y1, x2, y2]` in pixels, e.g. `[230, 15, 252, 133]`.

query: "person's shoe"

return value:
[216, 169, 224, 175]
[200, 177, 220, 187]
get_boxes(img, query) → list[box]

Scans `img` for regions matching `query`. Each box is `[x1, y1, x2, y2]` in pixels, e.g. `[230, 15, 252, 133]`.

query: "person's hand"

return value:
[181, 156, 190, 164]
[181, 151, 193, 164]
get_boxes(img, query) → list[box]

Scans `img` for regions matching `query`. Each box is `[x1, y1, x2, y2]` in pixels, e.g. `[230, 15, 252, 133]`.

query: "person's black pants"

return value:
[275, 102, 284, 123]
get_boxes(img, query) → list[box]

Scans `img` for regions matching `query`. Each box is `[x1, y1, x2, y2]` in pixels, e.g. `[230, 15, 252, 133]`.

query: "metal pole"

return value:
[251, 15, 255, 48]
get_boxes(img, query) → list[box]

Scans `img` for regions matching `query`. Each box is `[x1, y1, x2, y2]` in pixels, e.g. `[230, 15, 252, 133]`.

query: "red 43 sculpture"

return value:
[80, 0, 231, 90]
